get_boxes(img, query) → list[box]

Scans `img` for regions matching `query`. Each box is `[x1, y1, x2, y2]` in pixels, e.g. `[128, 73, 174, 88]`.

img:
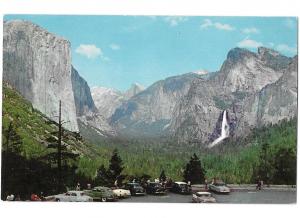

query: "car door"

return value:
[70, 192, 77, 202]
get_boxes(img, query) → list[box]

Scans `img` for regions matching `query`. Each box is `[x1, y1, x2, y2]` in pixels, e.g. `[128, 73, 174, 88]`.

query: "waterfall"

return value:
[208, 110, 230, 148]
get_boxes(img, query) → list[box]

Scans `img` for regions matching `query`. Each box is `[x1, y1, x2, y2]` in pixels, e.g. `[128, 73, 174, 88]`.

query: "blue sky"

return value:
[4, 15, 298, 91]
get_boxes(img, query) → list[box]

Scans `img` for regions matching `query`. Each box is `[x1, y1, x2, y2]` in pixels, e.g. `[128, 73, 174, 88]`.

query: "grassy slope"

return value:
[2, 84, 101, 159]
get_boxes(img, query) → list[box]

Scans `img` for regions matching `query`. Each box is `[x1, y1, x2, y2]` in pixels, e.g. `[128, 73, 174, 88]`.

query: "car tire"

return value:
[101, 197, 107, 202]
[56, 199, 60, 202]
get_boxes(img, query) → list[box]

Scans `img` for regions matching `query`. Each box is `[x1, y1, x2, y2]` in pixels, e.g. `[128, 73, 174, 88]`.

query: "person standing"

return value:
[76, 182, 81, 191]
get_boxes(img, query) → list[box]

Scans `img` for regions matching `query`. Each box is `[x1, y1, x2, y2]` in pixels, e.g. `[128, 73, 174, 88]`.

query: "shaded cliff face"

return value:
[71, 66, 97, 116]
[169, 48, 297, 144]
[110, 73, 204, 137]
[236, 56, 298, 136]
[3, 20, 78, 132]
[70, 67, 116, 137]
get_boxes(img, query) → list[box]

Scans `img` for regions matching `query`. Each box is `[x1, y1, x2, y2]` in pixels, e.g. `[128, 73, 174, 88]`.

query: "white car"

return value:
[112, 188, 131, 198]
[54, 191, 93, 202]
[192, 192, 216, 203]
[209, 181, 230, 194]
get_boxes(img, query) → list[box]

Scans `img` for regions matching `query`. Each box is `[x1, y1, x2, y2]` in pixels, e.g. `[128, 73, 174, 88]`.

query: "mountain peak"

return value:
[258, 47, 280, 57]
[226, 47, 255, 62]
[124, 83, 145, 99]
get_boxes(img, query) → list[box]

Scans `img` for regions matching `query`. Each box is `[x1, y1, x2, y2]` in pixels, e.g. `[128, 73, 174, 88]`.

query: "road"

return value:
[119, 190, 296, 204]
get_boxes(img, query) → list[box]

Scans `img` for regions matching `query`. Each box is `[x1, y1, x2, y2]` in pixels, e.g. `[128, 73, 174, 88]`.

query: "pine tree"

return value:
[107, 149, 124, 186]
[95, 164, 109, 186]
[3, 122, 22, 153]
[159, 170, 166, 182]
[273, 148, 296, 185]
[255, 143, 273, 184]
[183, 153, 206, 184]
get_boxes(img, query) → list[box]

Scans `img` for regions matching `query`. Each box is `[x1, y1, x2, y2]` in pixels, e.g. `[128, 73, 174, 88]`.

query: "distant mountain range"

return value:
[3, 20, 298, 146]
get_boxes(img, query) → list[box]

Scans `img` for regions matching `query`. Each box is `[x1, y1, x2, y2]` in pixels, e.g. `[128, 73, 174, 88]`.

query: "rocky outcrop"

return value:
[236, 55, 298, 136]
[110, 73, 204, 137]
[124, 83, 145, 99]
[91, 87, 124, 119]
[3, 20, 78, 132]
[169, 48, 297, 144]
[71, 66, 97, 116]
[71, 67, 116, 137]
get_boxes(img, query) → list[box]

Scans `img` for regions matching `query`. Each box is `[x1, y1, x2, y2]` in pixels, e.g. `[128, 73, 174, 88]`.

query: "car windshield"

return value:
[179, 184, 188, 188]
[197, 193, 211, 197]
[215, 183, 226, 186]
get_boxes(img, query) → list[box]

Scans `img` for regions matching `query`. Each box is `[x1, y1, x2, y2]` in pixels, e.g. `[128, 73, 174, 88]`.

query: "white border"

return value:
[0, 1, 299, 218]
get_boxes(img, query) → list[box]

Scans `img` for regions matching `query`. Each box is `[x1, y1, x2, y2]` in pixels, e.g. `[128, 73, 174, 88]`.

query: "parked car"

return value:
[54, 191, 93, 202]
[84, 186, 117, 202]
[112, 188, 131, 198]
[145, 182, 166, 195]
[192, 192, 216, 203]
[209, 180, 230, 194]
[125, 183, 146, 196]
[170, 182, 191, 194]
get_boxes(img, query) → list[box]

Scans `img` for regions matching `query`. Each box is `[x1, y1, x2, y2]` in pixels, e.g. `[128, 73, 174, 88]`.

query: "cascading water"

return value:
[208, 110, 230, 148]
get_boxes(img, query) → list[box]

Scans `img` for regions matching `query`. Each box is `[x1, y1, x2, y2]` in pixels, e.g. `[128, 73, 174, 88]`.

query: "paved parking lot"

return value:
[119, 190, 296, 204]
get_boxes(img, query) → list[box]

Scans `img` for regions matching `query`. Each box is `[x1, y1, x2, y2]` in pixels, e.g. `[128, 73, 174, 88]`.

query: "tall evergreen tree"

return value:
[159, 170, 166, 182]
[107, 149, 124, 186]
[183, 153, 205, 184]
[3, 122, 22, 153]
[273, 147, 296, 185]
[255, 143, 273, 184]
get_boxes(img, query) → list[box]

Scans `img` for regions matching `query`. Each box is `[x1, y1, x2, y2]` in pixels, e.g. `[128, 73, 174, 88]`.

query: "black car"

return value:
[170, 182, 191, 194]
[125, 183, 146, 196]
[145, 182, 166, 195]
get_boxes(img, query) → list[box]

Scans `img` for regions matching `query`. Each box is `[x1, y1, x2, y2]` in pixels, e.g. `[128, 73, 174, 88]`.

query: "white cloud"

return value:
[242, 27, 259, 34]
[110, 43, 120, 50]
[200, 19, 234, 31]
[237, 38, 263, 48]
[164, 16, 188, 27]
[276, 44, 297, 54]
[75, 44, 110, 61]
[75, 44, 102, 59]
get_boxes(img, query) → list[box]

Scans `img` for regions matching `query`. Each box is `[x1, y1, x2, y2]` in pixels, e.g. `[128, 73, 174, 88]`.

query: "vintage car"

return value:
[170, 182, 191, 194]
[125, 182, 146, 196]
[84, 186, 117, 202]
[54, 191, 93, 202]
[192, 192, 216, 203]
[209, 180, 230, 194]
[112, 188, 131, 198]
[145, 182, 166, 195]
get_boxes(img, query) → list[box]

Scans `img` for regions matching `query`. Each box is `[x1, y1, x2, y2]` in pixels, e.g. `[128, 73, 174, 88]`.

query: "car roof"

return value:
[127, 182, 140, 185]
[196, 192, 211, 195]
[175, 181, 187, 185]
[67, 191, 84, 193]
[93, 186, 111, 190]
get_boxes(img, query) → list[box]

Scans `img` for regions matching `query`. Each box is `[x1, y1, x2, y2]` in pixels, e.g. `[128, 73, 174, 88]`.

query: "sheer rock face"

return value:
[169, 48, 297, 144]
[124, 83, 145, 99]
[71, 66, 97, 116]
[3, 20, 79, 132]
[110, 73, 203, 137]
[236, 56, 298, 136]
[91, 87, 125, 120]
[71, 67, 116, 137]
